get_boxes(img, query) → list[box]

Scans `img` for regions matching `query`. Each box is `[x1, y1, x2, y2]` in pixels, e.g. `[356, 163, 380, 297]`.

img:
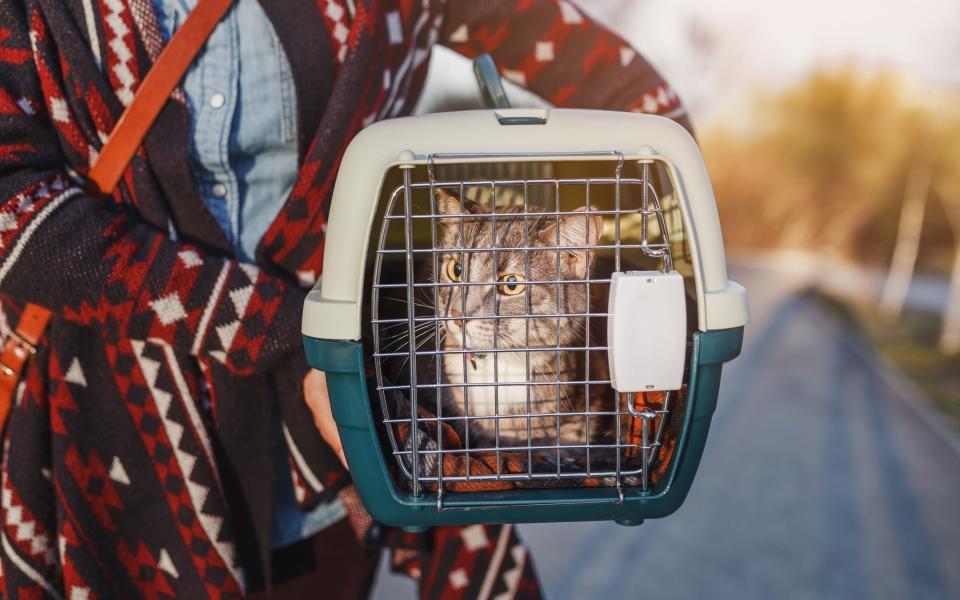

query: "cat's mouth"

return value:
[465, 352, 487, 370]
[445, 323, 490, 368]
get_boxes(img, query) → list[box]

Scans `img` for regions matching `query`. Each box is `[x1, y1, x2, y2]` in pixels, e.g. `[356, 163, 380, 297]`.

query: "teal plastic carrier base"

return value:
[304, 327, 742, 528]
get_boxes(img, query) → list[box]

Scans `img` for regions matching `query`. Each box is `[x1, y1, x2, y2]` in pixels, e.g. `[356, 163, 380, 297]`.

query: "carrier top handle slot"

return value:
[494, 109, 549, 126]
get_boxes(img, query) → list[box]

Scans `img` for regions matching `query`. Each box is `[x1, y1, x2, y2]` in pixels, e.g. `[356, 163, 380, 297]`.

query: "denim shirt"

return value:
[154, 0, 345, 548]
[155, 0, 294, 261]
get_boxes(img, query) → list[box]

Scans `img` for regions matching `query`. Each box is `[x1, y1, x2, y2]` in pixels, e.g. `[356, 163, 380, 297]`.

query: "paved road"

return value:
[734, 250, 952, 315]
[372, 264, 960, 599]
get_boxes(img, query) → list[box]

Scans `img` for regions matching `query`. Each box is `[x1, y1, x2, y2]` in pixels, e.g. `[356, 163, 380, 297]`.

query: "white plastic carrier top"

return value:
[302, 108, 749, 341]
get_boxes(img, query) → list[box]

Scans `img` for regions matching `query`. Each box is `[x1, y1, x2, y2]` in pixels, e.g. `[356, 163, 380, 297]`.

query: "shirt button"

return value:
[212, 183, 228, 198]
[209, 93, 226, 109]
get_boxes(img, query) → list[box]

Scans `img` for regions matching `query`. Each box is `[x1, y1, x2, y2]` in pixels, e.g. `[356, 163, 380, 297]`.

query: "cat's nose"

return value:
[449, 308, 464, 329]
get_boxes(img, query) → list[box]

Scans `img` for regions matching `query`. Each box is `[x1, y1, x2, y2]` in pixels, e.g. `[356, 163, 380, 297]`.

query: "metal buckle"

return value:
[0, 329, 37, 378]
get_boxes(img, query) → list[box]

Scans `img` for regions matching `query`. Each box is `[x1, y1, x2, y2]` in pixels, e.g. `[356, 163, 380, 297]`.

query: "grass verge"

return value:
[814, 293, 960, 430]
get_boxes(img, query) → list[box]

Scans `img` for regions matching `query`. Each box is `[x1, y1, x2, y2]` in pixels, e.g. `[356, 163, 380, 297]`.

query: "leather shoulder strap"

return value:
[0, 0, 235, 431]
[86, 0, 236, 196]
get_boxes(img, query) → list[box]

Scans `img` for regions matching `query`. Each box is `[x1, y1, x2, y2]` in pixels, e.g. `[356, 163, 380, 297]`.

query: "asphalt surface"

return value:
[371, 264, 960, 599]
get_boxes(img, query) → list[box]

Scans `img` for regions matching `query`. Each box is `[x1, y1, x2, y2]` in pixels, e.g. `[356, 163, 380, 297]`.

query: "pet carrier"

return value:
[302, 108, 748, 529]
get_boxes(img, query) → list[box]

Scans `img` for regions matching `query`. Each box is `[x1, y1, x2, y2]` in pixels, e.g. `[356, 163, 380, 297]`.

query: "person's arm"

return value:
[0, 1, 300, 377]
[439, 0, 693, 133]
[304, 369, 348, 469]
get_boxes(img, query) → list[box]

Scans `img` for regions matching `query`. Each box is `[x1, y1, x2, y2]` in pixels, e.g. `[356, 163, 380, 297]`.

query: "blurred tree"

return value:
[940, 191, 960, 354]
[879, 165, 931, 321]
[936, 113, 960, 354]
[703, 66, 960, 272]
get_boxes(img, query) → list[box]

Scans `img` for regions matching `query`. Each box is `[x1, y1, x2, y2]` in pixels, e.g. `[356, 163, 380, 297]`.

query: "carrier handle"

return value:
[473, 54, 549, 124]
[473, 53, 511, 109]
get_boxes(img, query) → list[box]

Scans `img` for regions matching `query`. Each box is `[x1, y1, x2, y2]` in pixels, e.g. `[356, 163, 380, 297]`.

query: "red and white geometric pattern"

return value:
[629, 83, 682, 119]
[534, 40, 554, 62]
[59, 522, 94, 600]
[2, 482, 57, 570]
[378, 6, 436, 119]
[150, 293, 188, 326]
[177, 250, 203, 269]
[98, 0, 139, 106]
[448, 567, 469, 590]
[497, 543, 528, 600]
[0, 176, 68, 252]
[131, 340, 240, 584]
[320, 0, 351, 65]
[109, 456, 130, 485]
[0, 0, 693, 596]
[64, 358, 88, 387]
[63, 445, 125, 530]
[459, 524, 490, 552]
[207, 265, 254, 365]
[117, 540, 175, 599]
[557, 0, 583, 24]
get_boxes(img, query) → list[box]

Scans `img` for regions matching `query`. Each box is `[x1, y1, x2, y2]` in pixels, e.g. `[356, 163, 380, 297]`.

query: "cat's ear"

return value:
[434, 188, 462, 216]
[544, 207, 603, 278]
[434, 188, 485, 216]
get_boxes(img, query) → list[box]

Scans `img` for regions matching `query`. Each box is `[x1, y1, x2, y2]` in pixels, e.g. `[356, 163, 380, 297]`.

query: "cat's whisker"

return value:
[399, 341, 429, 368]
[379, 319, 438, 332]
[495, 330, 527, 352]
[380, 296, 437, 312]
[379, 324, 438, 352]
[395, 331, 441, 373]
[379, 326, 429, 343]
[377, 321, 434, 335]
[381, 295, 428, 305]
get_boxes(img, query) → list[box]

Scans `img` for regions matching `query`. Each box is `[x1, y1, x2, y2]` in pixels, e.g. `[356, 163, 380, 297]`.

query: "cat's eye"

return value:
[445, 259, 463, 282]
[498, 274, 526, 295]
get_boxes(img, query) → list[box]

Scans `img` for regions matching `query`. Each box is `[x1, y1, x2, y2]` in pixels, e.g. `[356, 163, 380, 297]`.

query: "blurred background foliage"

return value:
[704, 67, 960, 273]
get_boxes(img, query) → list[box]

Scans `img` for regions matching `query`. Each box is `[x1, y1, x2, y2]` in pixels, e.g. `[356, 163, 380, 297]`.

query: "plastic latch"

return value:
[607, 271, 686, 392]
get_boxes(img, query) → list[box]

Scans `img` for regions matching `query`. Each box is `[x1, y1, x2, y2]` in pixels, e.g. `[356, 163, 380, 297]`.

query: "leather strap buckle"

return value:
[7, 329, 37, 354]
[0, 330, 37, 378]
[0, 303, 52, 433]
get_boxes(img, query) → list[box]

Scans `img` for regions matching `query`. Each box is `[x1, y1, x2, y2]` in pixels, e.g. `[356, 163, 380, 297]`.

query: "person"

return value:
[0, 0, 691, 597]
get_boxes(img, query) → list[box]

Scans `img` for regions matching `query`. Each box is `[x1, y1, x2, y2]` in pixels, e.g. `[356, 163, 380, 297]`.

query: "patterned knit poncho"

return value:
[0, 0, 689, 597]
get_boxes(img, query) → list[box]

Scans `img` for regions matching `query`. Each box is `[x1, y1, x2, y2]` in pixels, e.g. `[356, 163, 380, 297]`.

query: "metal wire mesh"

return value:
[370, 152, 685, 505]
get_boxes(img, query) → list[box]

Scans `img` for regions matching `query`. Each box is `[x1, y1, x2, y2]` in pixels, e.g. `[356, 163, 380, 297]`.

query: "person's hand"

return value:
[303, 369, 348, 470]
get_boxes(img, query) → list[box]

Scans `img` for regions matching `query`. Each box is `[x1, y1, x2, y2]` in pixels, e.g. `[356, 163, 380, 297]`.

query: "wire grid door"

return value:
[371, 151, 678, 506]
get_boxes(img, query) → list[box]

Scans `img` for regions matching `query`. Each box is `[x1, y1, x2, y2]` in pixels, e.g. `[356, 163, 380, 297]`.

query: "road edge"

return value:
[817, 301, 960, 459]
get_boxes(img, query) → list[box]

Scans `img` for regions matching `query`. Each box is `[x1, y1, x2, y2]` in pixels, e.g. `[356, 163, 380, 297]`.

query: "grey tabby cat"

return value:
[433, 188, 604, 456]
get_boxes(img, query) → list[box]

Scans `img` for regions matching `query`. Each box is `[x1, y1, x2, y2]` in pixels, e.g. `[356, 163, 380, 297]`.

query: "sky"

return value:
[419, 0, 960, 128]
